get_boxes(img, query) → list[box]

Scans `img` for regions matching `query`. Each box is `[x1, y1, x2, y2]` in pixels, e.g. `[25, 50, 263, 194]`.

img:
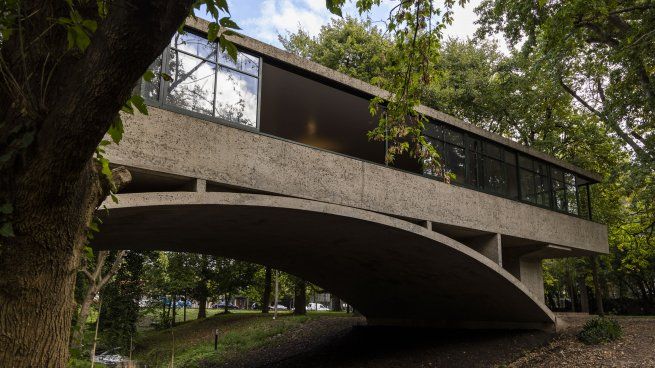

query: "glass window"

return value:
[519, 155, 533, 170]
[535, 173, 550, 207]
[578, 184, 590, 219]
[565, 173, 578, 215]
[484, 142, 502, 159]
[504, 150, 516, 164]
[171, 31, 216, 60]
[467, 151, 481, 187]
[424, 123, 442, 139]
[484, 157, 506, 195]
[218, 50, 260, 75]
[444, 144, 466, 183]
[444, 128, 464, 146]
[520, 169, 535, 202]
[507, 164, 518, 199]
[166, 50, 216, 116]
[142, 55, 162, 101]
[214, 66, 259, 127]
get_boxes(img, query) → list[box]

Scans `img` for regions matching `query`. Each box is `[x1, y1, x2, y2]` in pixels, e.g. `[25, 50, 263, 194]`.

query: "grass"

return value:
[134, 311, 349, 367]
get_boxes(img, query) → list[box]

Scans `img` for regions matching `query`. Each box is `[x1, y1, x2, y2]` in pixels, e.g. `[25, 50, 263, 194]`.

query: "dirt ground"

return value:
[217, 314, 655, 368]
[509, 314, 655, 367]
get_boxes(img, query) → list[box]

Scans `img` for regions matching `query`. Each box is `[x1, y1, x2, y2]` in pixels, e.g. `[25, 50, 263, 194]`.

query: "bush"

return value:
[578, 316, 622, 344]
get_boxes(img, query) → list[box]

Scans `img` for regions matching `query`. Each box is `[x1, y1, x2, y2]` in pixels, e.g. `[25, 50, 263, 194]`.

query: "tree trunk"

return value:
[590, 256, 605, 316]
[171, 294, 177, 327]
[293, 279, 307, 316]
[183, 292, 187, 322]
[223, 294, 230, 314]
[331, 296, 342, 312]
[0, 1, 197, 365]
[198, 295, 207, 319]
[262, 267, 272, 313]
[579, 276, 590, 314]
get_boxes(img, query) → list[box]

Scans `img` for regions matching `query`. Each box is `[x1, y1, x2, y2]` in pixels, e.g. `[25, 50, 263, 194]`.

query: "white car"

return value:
[269, 304, 288, 310]
[307, 302, 330, 311]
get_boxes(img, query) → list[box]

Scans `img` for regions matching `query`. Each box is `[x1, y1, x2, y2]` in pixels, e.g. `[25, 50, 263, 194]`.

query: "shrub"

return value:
[578, 316, 622, 344]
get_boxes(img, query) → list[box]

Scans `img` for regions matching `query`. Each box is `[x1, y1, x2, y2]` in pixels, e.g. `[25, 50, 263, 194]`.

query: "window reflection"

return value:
[142, 55, 162, 101]
[171, 32, 216, 60]
[166, 50, 216, 116]
[215, 66, 258, 127]
[218, 51, 260, 76]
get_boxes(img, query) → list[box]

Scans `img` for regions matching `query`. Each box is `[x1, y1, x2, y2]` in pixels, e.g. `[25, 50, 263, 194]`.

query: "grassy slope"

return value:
[135, 311, 346, 367]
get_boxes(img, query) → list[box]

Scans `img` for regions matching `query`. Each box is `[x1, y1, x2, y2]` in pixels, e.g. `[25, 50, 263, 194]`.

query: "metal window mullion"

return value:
[256, 56, 262, 131]
[159, 46, 170, 107]
[171, 47, 216, 63]
[212, 55, 219, 118]
[575, 176, 581, 217]
[587, 183, 593, 220]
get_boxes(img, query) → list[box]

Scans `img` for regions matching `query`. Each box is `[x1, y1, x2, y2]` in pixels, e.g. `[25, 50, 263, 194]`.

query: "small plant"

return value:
[578, 316, 622, 344]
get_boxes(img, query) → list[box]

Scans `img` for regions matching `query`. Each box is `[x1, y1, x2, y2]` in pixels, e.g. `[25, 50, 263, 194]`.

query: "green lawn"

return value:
[134, 311, 349, 367]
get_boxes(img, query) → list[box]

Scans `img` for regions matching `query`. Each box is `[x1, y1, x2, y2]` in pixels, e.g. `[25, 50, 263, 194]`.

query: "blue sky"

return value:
[199, 0, 493, 49]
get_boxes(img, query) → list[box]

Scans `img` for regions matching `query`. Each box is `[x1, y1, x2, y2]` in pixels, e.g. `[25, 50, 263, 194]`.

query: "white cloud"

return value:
[240, 0, 336, 45]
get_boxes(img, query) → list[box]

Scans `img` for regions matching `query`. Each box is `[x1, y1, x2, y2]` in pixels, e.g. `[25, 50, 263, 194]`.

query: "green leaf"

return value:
[207, 22, 219, 42]
[110, 193, 119, 204]
[0, 222, 14, 237]
[108, 115, 124, 144]
[219, 17, 240, 30]
[88, 221, 100, 232]
[130, 95, 148, 115]
[0, 203, 12, 215]
[82, 19, 97, 33]
[326, 0, 343, 16]
[161, 72, 172, 82]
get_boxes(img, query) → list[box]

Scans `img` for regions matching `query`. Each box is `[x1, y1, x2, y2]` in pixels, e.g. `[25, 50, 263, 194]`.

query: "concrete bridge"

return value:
[92, 18, 608, 330]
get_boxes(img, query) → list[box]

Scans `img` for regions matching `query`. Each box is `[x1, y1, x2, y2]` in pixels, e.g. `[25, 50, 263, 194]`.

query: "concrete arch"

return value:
[93, 192, 557, 330]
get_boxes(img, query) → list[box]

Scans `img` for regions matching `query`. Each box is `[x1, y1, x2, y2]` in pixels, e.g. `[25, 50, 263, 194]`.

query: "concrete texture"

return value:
[461, 234, 502, 266]
[106, 107, 608, 255]
[185, 17, 601, 182]
[94, 192, 557, 329]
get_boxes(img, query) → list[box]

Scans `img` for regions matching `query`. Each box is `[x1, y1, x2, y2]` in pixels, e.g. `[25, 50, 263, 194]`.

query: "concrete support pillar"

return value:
[187, 178, 206, 192]
[519, 258, 545, 303]
[421, 220, 432, 231]
[463, 233, 502, 266]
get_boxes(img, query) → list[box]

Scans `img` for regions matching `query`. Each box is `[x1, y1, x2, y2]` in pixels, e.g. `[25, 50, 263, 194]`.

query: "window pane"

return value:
[142, 55, 161, 101]
[444, 128, 464, 146]
[171, 32, 216, 60]
[507, 164, 518, 199]
[519, 155, 533, 170]
[424, 123, 442, 139]
[565, 173, 578, 215]
[484, 157, 506, 195]
[551, 167, 564, 182]
[467, 151, 481, 187]
[218, 50, 260, 75]
[520, 169, 535, 202]
[214, 66, 259, 127]
[468, 138, 481, 152]
[484, 142, 502, 159]
[535, 174, 550, 207]
[535, 162, 548, 175]
[504, 150, 516, 164]
[444, 144, 466, 183]
[166, 51, 216, 116]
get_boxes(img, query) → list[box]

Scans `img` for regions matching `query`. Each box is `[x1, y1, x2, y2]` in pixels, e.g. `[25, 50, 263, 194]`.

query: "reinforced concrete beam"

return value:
[460, 233, 502, 266]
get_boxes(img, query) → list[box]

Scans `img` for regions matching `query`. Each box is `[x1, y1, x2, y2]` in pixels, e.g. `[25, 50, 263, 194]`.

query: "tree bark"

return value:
[0, 1, 194, 366]
[293, 279, 307, 316]
[331, 296, 342, 312]
[198, 295, 207, 319]
[590, 256, 605, 316]
[262, 266, 272, 313]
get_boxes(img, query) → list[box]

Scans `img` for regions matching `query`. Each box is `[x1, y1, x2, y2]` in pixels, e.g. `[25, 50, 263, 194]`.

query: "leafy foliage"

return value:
[578, 316, 623, 344]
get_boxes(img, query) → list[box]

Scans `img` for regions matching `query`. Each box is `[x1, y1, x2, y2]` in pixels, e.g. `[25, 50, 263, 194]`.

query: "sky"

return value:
[203, 0, 503, 50]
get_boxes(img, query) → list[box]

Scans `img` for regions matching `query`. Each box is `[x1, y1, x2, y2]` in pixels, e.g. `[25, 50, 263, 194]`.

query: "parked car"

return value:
[306, 303, 330, 311]
[211, 301, 239, 309]
[269, 304, 288, 310]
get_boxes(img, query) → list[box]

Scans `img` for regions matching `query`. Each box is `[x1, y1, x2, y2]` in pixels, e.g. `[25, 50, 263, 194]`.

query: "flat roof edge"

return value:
[184, 17, 603, 183]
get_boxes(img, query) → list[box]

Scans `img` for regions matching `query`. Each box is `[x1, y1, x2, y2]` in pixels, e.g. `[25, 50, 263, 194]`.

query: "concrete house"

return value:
[94, 18, 608, 330]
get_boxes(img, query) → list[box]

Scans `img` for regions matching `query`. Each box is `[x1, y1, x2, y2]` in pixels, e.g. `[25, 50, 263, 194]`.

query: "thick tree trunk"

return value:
[294, 279, 307, 316]
[331, 296, 342, 312]
[0, 1, 194, 365]
[171, 294, 177, 327]
[198, 296, 207, 319]
[262, 267, 272, 313]
[590, 256, 605, 316]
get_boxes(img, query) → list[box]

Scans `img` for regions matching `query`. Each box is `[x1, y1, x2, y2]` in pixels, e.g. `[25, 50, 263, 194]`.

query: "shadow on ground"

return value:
[215, 316, 554, 368]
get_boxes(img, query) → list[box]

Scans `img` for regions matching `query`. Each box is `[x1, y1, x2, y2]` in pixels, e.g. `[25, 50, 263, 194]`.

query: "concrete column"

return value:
[462, 233, 502, 266]
[519, 258, 545, 303]
[186, 178, 206, 192]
